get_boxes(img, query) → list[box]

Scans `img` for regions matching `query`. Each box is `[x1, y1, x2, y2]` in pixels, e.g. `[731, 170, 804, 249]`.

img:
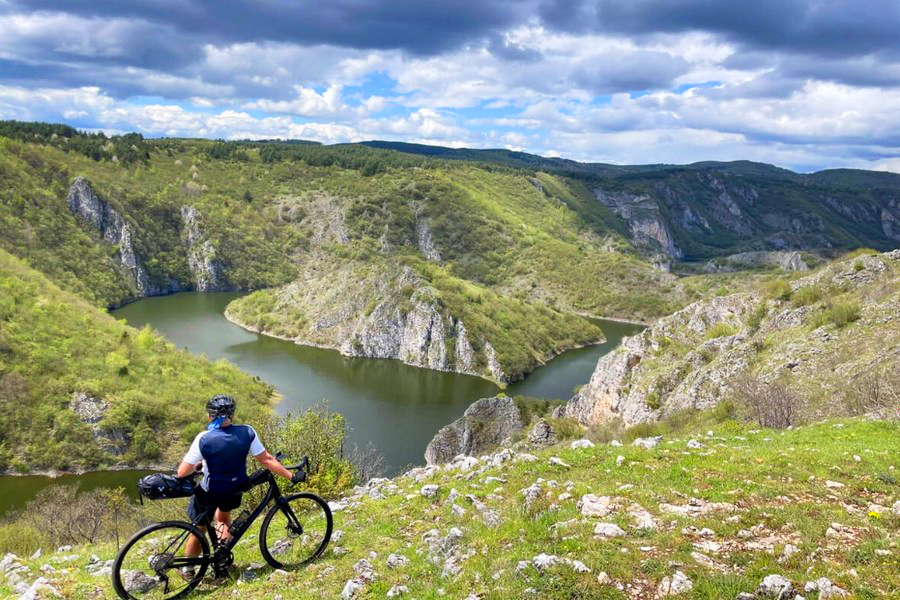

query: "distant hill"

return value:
[0, 120, 897, 381]
[360, 141, 900, 264]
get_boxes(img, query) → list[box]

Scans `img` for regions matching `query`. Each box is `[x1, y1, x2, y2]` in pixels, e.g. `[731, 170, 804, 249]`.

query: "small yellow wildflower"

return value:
[868, 510, 881, 520]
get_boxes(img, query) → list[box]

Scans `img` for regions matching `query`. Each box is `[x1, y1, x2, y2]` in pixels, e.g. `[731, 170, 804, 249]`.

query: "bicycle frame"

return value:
[193, 469, 299, 554]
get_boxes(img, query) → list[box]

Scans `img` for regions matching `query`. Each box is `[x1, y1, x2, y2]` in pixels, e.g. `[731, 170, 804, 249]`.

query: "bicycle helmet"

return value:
[206, 394, 236, 418]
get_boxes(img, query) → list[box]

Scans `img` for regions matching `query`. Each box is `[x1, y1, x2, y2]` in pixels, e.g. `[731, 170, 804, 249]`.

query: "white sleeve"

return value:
[182, 432, 205, 465]
[248, 427, 266, 457]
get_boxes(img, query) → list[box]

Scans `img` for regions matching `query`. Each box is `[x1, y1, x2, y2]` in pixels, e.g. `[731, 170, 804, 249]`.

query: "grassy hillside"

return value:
[2, 418, 896, 598]
[0, 135, 297, 307]
[0, 124, 738, 320]
[0, 249, 274, 471]
[363, 141, 900, 261]
[566, 250, 900, 430]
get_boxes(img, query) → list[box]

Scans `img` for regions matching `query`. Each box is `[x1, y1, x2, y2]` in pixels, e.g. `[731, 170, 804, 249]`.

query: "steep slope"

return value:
[225, 256, 601, 384]
[566, 250, 900, 427]
[3, 419, 897, 598]
[0, 130, 688, 382]
[362, 142, 900, 268]
[0, 249, 274, 471]
[3, 124, 896, 381]
[0, 135, 297, 307]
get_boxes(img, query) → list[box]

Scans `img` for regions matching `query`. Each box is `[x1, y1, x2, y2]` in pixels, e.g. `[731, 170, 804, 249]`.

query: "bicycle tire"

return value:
[259, 492, 333, 569]
[112, 520, 211, 600]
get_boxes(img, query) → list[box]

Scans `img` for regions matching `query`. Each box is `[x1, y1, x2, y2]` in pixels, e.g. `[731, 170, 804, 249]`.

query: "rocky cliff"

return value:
[225, 256, 602, 384]
[424, 396, 525, 464]
[66, 178, 236, 301]
[594, 189, 682, 270]
[66, 177, 153, 296]
[65, 177, 189, 301]
[180, 205, 227, 291]
[590, 167, 900, 264]
[566, 250, 900, 427]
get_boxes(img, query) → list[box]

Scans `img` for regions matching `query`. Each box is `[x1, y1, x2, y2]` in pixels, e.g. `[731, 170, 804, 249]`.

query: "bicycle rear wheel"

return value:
[259, 492, 333, 569]
[112, 521, 211, 600]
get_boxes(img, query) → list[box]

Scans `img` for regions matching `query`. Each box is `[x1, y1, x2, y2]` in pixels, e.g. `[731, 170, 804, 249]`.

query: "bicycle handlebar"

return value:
[275, 452, 309, 472]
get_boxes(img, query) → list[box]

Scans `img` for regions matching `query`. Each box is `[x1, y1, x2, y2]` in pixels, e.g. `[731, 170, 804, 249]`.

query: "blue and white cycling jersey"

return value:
[182, 425, 266, 494]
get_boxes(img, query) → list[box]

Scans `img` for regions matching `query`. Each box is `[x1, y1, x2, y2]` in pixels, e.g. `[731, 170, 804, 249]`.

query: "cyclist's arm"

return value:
[177, 432, 204, 477]
[176, 460, 201, 477]
[254, 450, 293, 480]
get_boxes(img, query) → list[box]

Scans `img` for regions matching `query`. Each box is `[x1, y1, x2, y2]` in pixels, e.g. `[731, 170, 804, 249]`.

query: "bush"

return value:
[587, 417, 625, 444]
[827, 301, 861, 327]
[251, 405, 357, 500]
[765, 279, 793, 301]
[706, 322, 738, 339]
[791, 285, 823, 307]
[0, 522, 50, 556]
[809, 300, 861, 329]
[546, 417, 584, 440]
[19, 485, 135, 546]
[746, 301, 769, 332]
[840, 368, 900, 420]
[731, 375, 798, 429]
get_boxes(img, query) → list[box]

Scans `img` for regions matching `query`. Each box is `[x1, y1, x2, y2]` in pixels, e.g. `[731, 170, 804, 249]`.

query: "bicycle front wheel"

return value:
[260, 492, 333, 569]
[112, 520, 211, 600]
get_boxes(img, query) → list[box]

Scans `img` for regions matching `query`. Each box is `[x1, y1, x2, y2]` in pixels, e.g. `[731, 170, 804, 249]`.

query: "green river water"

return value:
[0, 292, 642, 516]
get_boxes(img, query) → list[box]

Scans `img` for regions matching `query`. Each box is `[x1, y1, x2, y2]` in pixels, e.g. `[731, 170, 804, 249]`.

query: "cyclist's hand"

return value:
[291, 470, 307, 485]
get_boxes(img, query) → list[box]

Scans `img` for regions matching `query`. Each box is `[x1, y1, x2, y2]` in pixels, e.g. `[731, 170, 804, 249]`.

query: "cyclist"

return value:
[176, 395, 302, 570]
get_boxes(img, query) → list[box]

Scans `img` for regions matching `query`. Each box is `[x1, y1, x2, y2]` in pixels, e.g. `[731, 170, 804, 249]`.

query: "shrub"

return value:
[0, 522, 50, 556]
[251, 405, 357, 500]
[765, 279, 793, 301]
[731, 374, 798, 429]
[706, 322, 738, 339]
[791, 285, 823, 307]
[840, 368, 900, 420]
[546, 417, 584, 440]
[587, 417, 625, 444]
[623, 421, 665, 442]
[514, 396, 552, 424]
[809, 300, 861, 329]
[827, 301, 861, 327]
[746, 301, 769, 332]
[20, 485, 127, 546]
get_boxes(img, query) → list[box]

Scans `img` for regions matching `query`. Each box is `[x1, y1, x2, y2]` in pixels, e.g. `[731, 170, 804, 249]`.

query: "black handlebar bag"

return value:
[137, 473, 195, 502]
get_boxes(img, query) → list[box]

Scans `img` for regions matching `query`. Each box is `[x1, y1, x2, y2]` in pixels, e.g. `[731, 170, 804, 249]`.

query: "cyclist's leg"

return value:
[186, 495, 214, 558]
[213, 493, 243, 543]
[213, 509, 232, 542]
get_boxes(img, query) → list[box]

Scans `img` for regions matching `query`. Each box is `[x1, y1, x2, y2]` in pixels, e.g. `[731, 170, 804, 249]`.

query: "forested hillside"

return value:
[1, 121, 896, 384]
[0, 249, 274, 471]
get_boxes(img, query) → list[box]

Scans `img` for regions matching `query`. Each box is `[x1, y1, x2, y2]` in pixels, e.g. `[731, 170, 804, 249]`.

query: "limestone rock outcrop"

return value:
[222, 257, 567, 384]
[67, 177, 151, 296]
[181, 206, 226, 291]
[66, 176, 186, 299]
[566, 251, 900, 427]
[424, 396, 526, 465]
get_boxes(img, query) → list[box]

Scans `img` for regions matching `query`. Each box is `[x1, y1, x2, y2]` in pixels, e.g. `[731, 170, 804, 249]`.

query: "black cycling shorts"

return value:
[187, 489, 243, 523]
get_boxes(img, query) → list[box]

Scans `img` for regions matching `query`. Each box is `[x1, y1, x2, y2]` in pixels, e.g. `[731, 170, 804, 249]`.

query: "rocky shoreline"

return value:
[224, 300, 603, 387]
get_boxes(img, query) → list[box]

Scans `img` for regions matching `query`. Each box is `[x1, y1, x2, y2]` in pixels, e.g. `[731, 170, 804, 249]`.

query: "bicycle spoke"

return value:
[262, 494, 332, 568]
[114, 523, 209, 600]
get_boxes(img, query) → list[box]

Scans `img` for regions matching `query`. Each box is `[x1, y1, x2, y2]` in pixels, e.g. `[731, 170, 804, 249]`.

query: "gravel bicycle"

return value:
[112, 455, 333, 599]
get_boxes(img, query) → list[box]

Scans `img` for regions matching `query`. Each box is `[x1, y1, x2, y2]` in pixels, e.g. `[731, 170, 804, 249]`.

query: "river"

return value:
[0, 292, 641, 517]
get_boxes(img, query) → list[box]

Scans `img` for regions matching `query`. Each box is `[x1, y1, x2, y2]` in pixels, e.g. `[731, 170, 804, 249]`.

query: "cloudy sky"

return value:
[1, 0, 899, 172]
